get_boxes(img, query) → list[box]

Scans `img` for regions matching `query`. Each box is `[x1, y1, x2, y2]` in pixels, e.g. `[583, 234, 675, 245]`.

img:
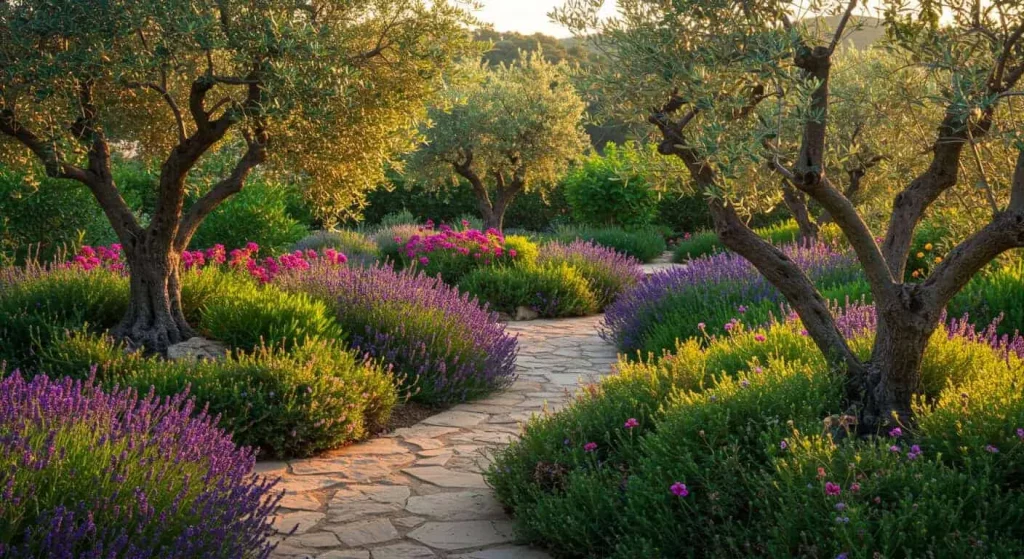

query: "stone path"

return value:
[261, 315, 618, 559]
[642, 250, 682, 275]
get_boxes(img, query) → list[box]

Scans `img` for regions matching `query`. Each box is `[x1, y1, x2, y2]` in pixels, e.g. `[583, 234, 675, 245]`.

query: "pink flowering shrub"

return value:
[382, 220, 536, 284]
[488, 307, 1024, 557]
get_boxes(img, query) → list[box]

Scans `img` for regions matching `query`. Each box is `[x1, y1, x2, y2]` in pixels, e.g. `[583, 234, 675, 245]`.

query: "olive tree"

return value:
[0, 0, 476, 351]
[556, 0, 1024, 427]
[408, 53, 588, 231]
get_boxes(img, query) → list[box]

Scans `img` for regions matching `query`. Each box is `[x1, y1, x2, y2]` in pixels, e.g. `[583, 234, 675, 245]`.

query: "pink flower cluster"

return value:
[71, 244, 125, 272]
[402, 221, 514, 267]
[69, 242, 347, 284]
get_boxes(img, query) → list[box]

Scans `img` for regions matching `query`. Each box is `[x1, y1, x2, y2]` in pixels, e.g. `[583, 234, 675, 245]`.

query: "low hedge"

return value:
[38, 333, 396, 459]
[552, 225, 666, 263]
[459, 262, 599, 318]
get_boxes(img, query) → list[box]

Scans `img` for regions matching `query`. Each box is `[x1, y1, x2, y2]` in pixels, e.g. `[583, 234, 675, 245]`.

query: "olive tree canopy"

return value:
[0, 0, 478, 351]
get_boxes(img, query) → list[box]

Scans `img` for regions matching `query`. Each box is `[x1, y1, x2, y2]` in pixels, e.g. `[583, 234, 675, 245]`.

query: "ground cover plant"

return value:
[537, 240, 644, 310]
[489, 306, 1024, 558]
[0, 373, 280, 557]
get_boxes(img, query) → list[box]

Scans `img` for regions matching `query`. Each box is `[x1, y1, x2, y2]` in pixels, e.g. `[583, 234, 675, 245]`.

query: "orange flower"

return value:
[912, 270, 920, 278]
[924, 243, 933, 251]
[916, 252, 925, 258]
[934, 256, 942, 264]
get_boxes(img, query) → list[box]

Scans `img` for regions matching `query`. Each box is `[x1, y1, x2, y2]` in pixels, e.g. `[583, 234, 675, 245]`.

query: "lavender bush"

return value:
[0, 373, 279, 558]
[538, 240, 644, 309]
[602, 241, 864, 355]
[277, 263, 517, 404]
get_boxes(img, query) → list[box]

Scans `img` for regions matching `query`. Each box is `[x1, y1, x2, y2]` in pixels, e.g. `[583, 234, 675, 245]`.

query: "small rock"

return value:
[166, 337, 226, 362]
[514, 306, 539, 321]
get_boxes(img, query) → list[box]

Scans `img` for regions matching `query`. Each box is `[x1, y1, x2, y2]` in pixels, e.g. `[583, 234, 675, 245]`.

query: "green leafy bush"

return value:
[671, 231, 722, 262]
[188, 177, 309, 253]
[459, 262, 598, 318]
[198, 278, 343, 352]
[489, 318, 1024, 558]
[0, 167, 124, 264]
[39, 333, 396, 459]
[949, 259, 1024, 335]
[0, 266, 128, 369]
[563, 144, 659, 229]
[656, 191, 712, 234]
[553, 225, 667, 263]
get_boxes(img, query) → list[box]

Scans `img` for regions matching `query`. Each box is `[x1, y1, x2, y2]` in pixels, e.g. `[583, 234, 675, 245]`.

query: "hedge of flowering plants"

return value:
[380, 220, 538, 284]
[537, 240, 644, 310]
[603, 241, 866, 356]
[276, 262, 518, 404]
[0, 372, 279, 558]
[488, 306, 1024, 558]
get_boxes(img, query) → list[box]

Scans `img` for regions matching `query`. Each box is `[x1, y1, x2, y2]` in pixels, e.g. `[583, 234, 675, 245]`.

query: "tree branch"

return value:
[829, 0, 859, 54]
[124, 78, 187, 143]
[174, 130, 268, 250]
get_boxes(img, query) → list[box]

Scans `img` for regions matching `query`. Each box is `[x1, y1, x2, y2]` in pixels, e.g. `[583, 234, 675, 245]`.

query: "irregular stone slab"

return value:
[403, 437, 446, 451]
[393, 516, 426, 528]
[407, 521, 515, 550]
[318, 551, 370, 559]
[369, 542, 437, 559]
[414, 452, 452, 467]
[405, 491, 505, 521]
[451, 548, 553, 559]
[391, 426, 460, 439]
[331, 484, 411, 505]
[278, 492, 322, 511]
[290, 532, 341, 548]
[277, 474, 348, 493]
[255, 461, 289, 475]
[290, 458, 399, 481]
[328, 501, 402, 523]
[421, 410, 489, 428]
[332, 438, 409, 456]
[401, 467, 489, 489]
[328, 519, 399, 547]
[272, 511, 325, 535]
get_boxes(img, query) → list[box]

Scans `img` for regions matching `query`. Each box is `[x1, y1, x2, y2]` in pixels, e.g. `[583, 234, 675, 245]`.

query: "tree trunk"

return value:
[111, 242, 194, 353]
[862, 308, 939, 428]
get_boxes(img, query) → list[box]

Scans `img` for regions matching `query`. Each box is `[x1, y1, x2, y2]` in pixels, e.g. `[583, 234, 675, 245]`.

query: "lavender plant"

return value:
[538, 240, 644, 309]
[602, 242, 864, 355]
[277, 263, 517, 404]
[0, 372, 280, 558]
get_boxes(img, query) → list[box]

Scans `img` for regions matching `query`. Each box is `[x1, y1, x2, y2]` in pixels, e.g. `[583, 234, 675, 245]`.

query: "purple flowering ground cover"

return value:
[0, 373, 279, 558]
[277, 262, 518, 404]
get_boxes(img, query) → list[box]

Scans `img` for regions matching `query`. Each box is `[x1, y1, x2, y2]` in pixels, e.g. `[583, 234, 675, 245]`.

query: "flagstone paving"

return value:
[263, 314, 618, 559]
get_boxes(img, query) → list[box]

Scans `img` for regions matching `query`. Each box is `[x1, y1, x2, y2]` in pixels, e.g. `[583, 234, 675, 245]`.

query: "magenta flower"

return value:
[985, 444, 1000, 454]
[825, 482, 841, 496]
[737, 305, 747, 314]
[889, 427, 903, 437]
[849, 483, 860, 493]
[583, 442, 598, 452]
[753, 334, 766, 343]
[624, 418, 640, 430]
[889, 445, 900, 453]
[670, 482, 689, 497]
[419, 256, 430, 265]
[779, 440, 788, 450]
[724, 322, 734, 332]
[697, 322, 706, 330]
[1017, 428, 1023, 440]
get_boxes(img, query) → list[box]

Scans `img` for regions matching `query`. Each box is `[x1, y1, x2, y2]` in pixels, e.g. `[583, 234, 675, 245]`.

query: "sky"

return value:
[475, 0, 615, 38]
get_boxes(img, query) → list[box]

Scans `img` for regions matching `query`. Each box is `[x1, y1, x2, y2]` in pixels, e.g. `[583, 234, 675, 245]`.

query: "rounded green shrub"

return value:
[188, 177, 309, 254]
[459, 262, 598, 318]
[198, 278, 343, 352]
[38, 333, 396, 459]
[563, 143, 659, 229]
[0, 266, 128, 369]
